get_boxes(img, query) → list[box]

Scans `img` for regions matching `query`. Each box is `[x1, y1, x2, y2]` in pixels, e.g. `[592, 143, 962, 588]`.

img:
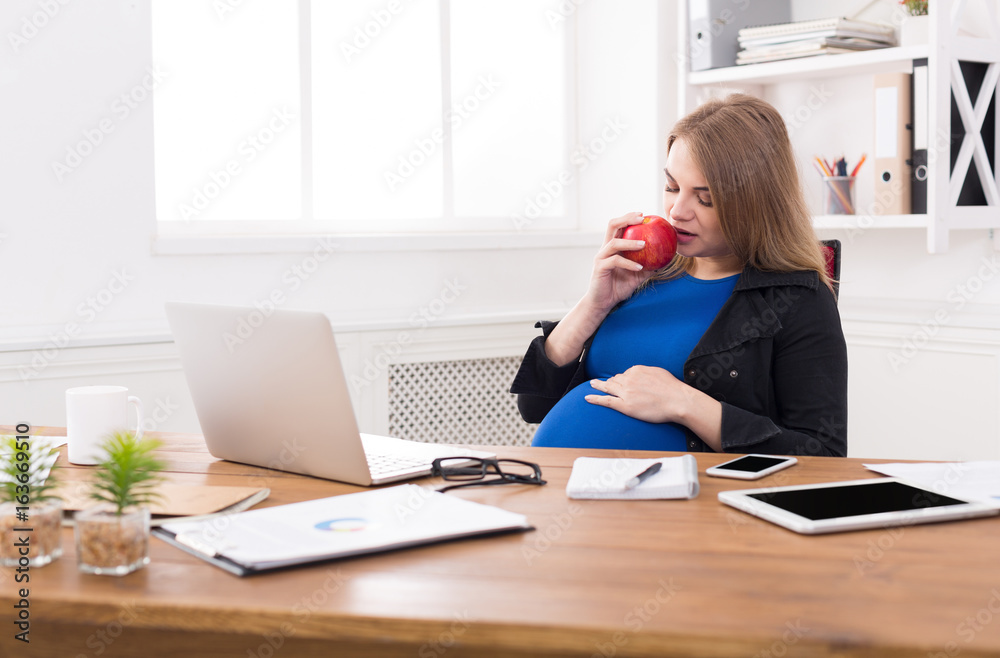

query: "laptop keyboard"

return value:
[366, 452, 431, 478]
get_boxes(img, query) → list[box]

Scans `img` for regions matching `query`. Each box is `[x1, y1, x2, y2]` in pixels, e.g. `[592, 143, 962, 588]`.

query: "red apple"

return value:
[621, 215, 678, 269]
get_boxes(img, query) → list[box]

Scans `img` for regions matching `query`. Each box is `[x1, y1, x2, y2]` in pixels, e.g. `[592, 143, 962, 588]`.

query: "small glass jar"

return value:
[0, 499, 64, 567]
[74, 505, 150, 576]
[822, 176, 856, 215]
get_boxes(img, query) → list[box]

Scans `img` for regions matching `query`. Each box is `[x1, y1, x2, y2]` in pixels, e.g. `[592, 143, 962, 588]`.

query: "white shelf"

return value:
[812, 214, 929, 230]
[677, 2, 1000, 253]
[688, 45, 930, 86]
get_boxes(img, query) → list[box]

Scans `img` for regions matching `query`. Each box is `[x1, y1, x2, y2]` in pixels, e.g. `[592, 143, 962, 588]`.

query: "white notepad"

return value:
[566, 455, 700, 500]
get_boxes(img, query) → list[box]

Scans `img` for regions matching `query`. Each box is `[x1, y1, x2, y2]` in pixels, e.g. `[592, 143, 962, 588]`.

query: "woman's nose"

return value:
[669, 194, 695, 221]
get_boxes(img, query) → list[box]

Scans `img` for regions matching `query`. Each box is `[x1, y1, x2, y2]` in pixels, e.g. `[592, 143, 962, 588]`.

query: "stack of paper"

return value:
[737, 17, 897, 65]
[565, 455, 699, 500]
[864, 461, 1000, 508]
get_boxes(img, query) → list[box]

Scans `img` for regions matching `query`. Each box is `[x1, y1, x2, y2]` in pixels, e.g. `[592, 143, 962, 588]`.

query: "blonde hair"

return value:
[654, 94, 831, 289]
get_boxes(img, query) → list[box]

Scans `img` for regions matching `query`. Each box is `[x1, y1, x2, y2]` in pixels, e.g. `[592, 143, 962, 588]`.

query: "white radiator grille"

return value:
[388, 356, 537, 447]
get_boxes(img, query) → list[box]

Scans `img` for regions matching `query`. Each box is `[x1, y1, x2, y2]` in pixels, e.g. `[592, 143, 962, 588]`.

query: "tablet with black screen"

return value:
[718, 478, 998, 534]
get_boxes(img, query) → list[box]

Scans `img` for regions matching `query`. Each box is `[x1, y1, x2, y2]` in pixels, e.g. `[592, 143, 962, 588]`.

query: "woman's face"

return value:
[662, 138, 734, 263]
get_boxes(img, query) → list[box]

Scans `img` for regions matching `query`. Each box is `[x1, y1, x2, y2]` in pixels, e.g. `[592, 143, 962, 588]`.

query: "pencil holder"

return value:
[822, 176, 856, 215]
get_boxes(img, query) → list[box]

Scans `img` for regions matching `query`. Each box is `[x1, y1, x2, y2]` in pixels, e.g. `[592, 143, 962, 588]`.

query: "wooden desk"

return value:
[3, 428, 1000, 658]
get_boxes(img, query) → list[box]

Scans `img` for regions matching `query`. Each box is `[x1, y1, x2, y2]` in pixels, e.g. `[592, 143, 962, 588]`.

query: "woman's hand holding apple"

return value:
[583, 212, 655, 314]
[541, 212, 651, 368]
[540, 212, 675, 369]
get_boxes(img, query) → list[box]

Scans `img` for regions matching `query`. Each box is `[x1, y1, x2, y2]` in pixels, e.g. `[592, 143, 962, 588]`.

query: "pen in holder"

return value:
[822, 176, 856, 215]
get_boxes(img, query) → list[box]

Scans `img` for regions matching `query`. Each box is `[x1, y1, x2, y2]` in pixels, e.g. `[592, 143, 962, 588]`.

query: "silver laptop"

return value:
[165, 302, 494, 486]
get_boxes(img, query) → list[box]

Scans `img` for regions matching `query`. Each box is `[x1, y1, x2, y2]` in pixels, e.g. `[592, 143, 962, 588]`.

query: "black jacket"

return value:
[510, 267, 848, 456]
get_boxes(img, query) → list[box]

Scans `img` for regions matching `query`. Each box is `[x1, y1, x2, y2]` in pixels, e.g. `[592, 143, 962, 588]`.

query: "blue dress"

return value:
[530, 274, 738, 450]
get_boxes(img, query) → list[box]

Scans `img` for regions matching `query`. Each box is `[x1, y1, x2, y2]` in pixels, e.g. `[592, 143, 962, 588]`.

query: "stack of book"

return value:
[737, 17, 897, 65]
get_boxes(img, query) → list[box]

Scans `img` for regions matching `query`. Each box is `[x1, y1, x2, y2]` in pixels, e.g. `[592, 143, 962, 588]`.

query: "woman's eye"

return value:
[697, 196, 713, 207]
[664, 185, 679, 193]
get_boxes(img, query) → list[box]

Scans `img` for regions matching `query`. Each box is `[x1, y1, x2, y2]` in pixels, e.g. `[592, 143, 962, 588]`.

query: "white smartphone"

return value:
[705, 454, 798, 480]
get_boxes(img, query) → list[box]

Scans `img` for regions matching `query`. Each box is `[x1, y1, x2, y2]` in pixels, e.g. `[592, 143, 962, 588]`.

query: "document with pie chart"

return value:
[153, 484, 532, 575]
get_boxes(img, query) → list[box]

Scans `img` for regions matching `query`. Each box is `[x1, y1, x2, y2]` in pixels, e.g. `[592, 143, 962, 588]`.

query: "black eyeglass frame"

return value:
[430, 457, 546, 493]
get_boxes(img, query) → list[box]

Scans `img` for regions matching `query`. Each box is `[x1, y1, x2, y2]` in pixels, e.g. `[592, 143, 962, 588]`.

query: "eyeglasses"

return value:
[430, 457, 546, 493]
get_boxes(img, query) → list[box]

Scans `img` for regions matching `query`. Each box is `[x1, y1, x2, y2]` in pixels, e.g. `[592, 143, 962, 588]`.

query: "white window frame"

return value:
[153, 0, 587, 255]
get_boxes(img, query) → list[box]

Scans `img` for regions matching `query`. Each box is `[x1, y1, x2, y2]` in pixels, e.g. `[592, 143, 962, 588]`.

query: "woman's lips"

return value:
[675, 227, 696, 244]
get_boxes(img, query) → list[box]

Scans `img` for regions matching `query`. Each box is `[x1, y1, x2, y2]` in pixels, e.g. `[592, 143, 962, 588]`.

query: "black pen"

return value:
[624, 462, 662, 490]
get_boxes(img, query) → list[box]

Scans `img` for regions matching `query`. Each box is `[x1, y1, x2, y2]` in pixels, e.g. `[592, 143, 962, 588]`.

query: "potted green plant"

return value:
[0, 435, 63, 567]
[74, 431, 165, 575]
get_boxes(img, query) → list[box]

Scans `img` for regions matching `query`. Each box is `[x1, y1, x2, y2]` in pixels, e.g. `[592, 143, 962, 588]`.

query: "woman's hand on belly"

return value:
[585, 365, 724, 450]
[585, 366, 683, 423]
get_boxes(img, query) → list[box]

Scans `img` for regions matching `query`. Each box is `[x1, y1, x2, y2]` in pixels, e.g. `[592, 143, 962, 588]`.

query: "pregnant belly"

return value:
[530, 381, 687, 451]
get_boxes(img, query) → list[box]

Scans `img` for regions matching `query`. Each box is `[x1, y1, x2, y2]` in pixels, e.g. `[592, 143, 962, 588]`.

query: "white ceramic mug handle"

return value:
[128, 396, 144, 440]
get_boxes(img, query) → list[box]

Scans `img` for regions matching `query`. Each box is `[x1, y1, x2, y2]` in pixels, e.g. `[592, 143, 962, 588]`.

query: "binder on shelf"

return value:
[688, 0, 790, 71]
[873, 72, 912, 215]
[910, 58, 928, 214]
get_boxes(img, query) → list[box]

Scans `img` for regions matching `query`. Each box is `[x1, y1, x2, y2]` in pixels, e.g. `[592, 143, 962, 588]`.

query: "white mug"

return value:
[66, 386, 144, 465]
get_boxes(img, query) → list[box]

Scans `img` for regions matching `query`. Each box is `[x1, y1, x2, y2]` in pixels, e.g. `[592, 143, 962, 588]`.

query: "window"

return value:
[152, 0, 573, 234]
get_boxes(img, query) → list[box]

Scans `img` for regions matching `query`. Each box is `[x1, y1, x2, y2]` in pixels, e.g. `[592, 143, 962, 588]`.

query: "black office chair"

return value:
[821, 239, 841, 303]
